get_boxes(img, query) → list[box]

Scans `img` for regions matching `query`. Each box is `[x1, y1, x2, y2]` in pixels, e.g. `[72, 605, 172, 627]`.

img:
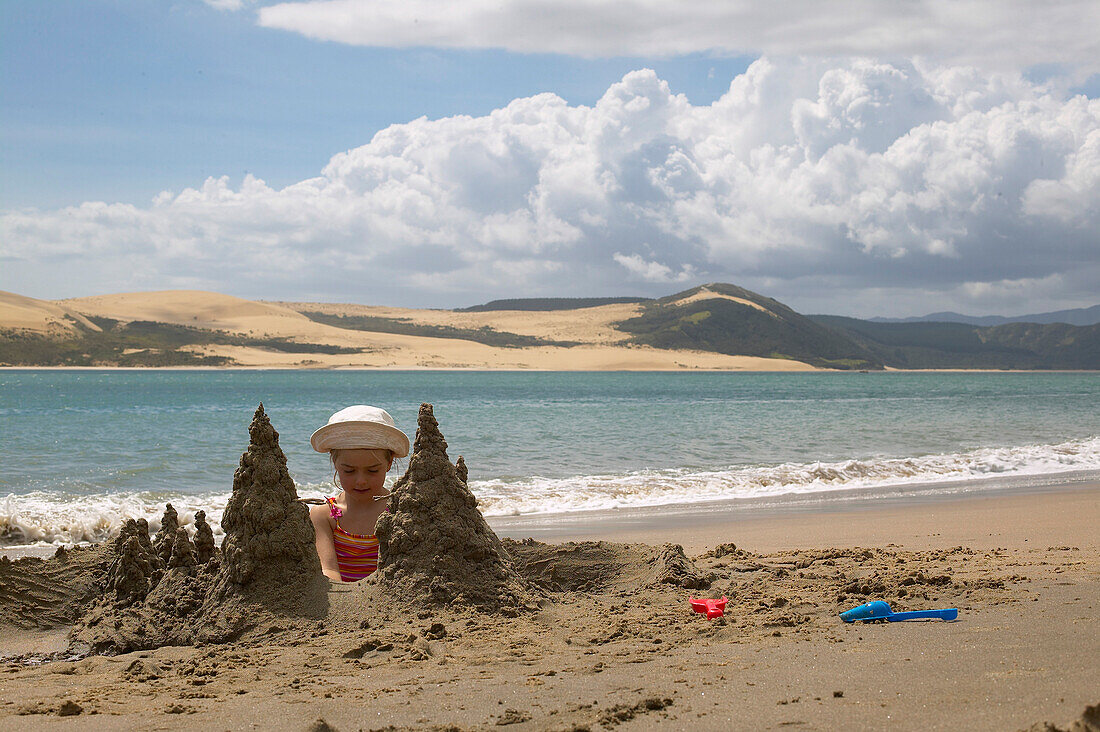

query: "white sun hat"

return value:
[310, 405, 410, 457]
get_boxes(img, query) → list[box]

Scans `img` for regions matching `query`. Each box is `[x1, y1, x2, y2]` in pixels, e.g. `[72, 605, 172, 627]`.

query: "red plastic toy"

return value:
[689, 596, 728, 619]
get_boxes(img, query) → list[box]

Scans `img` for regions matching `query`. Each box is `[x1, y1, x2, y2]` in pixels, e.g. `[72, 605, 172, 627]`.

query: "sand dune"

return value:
[670, 285, 780, 318]
[2, 289, 818, 370]
[60, 290, 313, 335]
[182, 341, 815, 371]
[0, 291, 101, 335]
[277, 300, 644, 345]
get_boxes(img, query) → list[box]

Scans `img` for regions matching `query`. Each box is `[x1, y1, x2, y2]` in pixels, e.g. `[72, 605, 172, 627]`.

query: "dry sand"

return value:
[2, 488, 1094, 731]
[2, 289, 817, 371]
[0, 292, 101, 336]
[0, 408, 1096, 731]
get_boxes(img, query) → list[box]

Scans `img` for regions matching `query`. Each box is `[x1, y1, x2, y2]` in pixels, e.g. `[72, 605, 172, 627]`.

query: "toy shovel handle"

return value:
[887, 608, 958, 621]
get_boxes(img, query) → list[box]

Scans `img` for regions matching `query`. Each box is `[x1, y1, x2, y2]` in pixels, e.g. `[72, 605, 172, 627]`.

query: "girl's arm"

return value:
[309, 503, 344, 582]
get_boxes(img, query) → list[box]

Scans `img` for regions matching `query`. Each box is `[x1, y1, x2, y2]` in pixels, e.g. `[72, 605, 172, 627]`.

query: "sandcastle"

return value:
[375, 403, 535, 612]
[75, 404, 326, 652]
[75, 401, 539, 652]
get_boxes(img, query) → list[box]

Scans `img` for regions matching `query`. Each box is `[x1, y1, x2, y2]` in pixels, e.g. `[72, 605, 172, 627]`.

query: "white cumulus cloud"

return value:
[613, 252, 696, 283]
[257, 0, 1100, 75]
[2, 57, 1098, 315]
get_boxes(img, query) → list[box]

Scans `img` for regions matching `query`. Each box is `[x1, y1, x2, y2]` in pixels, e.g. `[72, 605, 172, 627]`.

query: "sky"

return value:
[1, 0, 1098, 317]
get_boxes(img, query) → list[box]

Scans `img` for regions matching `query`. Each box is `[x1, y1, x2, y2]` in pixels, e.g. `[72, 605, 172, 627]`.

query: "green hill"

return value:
[298, 311, 580, 348]
[810, 316, 1100, 369]
[0, 318, 361, 367]
[614, 284, 883, 370]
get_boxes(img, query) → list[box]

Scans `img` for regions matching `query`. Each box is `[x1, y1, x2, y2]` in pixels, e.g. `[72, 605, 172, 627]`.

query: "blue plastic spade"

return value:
[840, 600, 957, 623]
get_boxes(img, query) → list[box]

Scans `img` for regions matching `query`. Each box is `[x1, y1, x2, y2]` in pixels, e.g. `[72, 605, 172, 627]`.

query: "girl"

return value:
[309, 405, 410, 582]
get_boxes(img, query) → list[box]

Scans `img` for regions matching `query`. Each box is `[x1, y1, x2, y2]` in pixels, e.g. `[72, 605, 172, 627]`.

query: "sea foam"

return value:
[2, 435, 1098, 547]
[470, 435, 1100, 516]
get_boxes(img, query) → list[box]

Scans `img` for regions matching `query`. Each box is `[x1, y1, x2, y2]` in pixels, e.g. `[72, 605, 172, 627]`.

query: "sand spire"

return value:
[152, 504, 179, 566]
[110, 537, 157, 607]
[193, 510, 215, 565]
[216, 403, 322, 591]
[375, 403, 533, 611]
[105, 518, 163, 607]
[168, 528, 197, 569]
[75, 404, 326, 653]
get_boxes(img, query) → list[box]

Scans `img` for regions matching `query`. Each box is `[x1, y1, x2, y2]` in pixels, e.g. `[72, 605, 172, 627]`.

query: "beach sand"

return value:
[1, 484, 1095, 731]
[0, 403, 1096, 732]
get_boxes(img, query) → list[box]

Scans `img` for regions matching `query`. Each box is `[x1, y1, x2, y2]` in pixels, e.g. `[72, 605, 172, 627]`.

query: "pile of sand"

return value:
[210, 404, 325, 607]
[503, 539, 710, 594]
[1021, 703, 1100, 732]
[72, 405, 327, 653]
[375, 403, 536, 612]
[0, 545, 108, 630]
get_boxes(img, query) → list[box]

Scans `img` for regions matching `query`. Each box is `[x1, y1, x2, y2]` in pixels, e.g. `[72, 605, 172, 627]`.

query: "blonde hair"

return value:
[329, 448, 398, 489]
[330, 447, 394, 464]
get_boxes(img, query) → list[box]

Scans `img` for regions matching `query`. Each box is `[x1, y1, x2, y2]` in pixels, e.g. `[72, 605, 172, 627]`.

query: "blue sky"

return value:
[2, 1, 1099, 317]
[1, 1, 752, 209]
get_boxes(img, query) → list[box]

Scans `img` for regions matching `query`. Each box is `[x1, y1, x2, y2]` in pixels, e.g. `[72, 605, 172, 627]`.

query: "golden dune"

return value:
[3, 289, 818, 370]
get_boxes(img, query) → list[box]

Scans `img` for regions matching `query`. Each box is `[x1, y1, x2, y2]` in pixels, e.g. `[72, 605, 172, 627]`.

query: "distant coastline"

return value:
[4, 366, 1099, 373]
[2, 284, 1097, 370]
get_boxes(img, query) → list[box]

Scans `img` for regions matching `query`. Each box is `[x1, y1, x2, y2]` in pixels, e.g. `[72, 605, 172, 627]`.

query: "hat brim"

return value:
[310, 421, 410, 457]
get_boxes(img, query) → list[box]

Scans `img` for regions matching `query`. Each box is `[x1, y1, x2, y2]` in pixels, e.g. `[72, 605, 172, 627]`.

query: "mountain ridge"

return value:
[867, 304, 1100, 327]
[811, 315, 1100, 370]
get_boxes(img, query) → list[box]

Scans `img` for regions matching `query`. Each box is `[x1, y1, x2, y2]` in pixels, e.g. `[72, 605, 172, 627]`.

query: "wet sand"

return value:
[1, 482, 1095, 731]
[490, 480, 1100, 552]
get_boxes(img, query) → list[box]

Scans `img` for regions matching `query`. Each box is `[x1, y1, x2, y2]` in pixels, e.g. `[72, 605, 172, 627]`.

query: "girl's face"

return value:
[332, 448, 393, 498]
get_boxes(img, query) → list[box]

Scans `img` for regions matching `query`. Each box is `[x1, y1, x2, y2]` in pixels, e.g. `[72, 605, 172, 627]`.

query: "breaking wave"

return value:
[2, 435, 1098, 546]
[471, 435, 1100, 516]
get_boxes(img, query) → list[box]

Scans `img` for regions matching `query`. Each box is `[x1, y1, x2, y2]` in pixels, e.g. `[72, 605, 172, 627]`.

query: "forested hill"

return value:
[613, 284, 883, 370]
[868, 304, 1100, 327]
[810, 315, 1100, 370]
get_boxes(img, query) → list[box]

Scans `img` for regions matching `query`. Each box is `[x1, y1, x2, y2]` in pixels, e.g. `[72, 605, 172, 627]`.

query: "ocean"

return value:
[2, 369, 1098, 547]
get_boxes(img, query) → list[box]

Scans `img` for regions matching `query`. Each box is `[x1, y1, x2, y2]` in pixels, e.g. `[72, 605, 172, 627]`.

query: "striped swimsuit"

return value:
[326, 496, 380, 582]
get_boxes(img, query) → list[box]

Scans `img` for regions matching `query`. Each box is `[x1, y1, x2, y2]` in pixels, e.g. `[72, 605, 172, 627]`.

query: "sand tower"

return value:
[76, 404, 326, 652]
[152, 503, 178, 565]
[210, 404, 324, 605]
[375, 403, 534, 611]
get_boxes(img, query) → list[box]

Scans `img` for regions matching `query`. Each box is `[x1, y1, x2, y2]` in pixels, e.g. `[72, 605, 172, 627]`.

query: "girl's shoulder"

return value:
[309, 498, 340, 527]
[325, 495, 344, 518]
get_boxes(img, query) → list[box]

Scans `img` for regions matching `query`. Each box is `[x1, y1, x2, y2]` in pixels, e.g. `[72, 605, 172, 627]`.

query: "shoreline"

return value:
[492, 480, 1100, 553]
[5, 476, 1097, 561]
[488, 473, 1100, 549]
[4, 365, 1099, 372]
[2, 365, 820, 372]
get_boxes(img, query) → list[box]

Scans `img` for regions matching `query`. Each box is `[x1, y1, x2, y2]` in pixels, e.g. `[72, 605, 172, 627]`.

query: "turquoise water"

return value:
[1, 370, 1098, 544]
